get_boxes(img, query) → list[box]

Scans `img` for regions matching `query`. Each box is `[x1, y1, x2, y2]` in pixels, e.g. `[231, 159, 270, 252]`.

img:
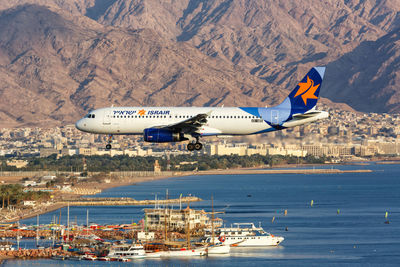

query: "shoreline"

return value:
[3, 166, 372, 223]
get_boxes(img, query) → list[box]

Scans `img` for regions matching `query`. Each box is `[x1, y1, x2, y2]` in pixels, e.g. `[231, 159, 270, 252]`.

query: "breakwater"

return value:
[0, 168, 372, 178]
[60, 196, 202, 206]
[0, 248, 68, 260]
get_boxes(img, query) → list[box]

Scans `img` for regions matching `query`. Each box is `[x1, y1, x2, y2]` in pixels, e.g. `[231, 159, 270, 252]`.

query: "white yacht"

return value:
[205, 223, 284, 247]
[108, 244, 146, 259]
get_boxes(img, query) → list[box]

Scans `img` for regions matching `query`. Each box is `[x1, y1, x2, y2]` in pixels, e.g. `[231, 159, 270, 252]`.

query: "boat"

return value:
[145, 251, 164, 258]
[51, 255, 69, 260]
[207, 242, 230, 254]
[68, 255, 83, 261]
[205, 223, 284, 247]
[161, 247, 207, 257]
[109, 256, 130, 262]
[97, 257, 109, 261]
[82, 253, 97, 261]
[205, 196, 230, 255]
[107, 244, 146, 259]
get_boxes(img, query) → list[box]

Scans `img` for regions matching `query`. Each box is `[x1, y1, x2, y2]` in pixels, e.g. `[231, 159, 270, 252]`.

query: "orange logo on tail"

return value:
[295, 76, 319, 105]
[138, 109, 146, 116]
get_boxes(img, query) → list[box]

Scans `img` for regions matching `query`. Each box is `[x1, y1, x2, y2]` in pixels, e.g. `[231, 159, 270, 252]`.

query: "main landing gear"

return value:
[106, 134, 113, 150]
[187, 137, 203, 151]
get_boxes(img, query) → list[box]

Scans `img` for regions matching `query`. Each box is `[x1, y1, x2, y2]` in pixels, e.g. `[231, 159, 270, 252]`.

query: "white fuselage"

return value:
[75, 106, 328, 137]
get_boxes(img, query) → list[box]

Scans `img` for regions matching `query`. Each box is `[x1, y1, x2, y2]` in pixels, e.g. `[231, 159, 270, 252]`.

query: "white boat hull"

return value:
[207, 244, 230, 254]
[161, 248, 207, 257]
[227, 236, 284, 247]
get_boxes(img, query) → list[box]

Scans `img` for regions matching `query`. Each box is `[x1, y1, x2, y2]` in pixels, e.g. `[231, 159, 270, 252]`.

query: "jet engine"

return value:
[143, 128, 187, 143]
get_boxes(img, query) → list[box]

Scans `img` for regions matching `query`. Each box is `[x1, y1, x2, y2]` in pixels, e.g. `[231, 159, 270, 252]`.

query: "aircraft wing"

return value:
[152, 113, 209, 134]
[291, 111, 324, 120]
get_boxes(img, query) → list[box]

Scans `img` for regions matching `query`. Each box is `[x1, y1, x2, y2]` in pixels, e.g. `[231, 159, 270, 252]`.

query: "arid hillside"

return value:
[0, 4, 288, 127]
[0, 1, 399, 126]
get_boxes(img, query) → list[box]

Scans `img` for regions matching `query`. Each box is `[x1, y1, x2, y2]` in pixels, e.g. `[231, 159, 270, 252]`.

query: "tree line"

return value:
[0, 184, 50, 209]
[0, 154, 327, 172]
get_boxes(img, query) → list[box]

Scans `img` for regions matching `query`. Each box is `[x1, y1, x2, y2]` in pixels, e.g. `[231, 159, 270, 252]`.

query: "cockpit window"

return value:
[86, 114, 95, 118]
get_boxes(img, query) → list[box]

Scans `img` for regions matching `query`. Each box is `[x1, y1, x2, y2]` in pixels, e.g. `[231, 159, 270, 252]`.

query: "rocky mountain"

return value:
[0, 4, 287, 127]
[0, 0, 399, 127]
[323, 27, 400, 113]
[69, 0, 400, 97]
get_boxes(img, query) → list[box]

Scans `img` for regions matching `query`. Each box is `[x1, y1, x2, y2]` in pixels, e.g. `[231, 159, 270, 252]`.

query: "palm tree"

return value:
[0, 186, 5, 209]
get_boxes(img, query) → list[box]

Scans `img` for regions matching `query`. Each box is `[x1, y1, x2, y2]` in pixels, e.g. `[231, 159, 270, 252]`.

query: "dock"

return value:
[60, 196, 202, 206]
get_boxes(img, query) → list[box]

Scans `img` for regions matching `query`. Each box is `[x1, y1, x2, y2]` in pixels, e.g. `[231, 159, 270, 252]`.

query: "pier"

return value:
[60, 196, 202, 206]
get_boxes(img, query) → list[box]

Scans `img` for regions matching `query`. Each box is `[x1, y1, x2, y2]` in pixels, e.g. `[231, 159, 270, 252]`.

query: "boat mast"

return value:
[67, 202, 70, 244]
[86, 209, 89, 235]
[211, 196, 214, 245]
[17, 220, 20, 250]
[36, 214, 39, 247]
[164, 189, 168, 242]
[186, 202, 191, 249]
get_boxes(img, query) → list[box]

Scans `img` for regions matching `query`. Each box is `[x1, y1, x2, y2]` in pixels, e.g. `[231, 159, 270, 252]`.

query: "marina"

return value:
[1, 163, 400, 266]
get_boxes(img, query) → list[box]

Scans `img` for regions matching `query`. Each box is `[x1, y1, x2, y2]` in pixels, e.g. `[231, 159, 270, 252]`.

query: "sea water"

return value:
[5, 163, 400, 266]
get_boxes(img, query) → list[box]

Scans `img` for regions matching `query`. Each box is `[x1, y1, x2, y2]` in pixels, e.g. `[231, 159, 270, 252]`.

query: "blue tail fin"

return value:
[286, 67, 325, 113]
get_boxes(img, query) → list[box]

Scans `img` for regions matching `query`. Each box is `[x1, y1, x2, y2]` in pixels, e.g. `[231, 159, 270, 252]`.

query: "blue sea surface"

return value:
[5, 163, 400, 266]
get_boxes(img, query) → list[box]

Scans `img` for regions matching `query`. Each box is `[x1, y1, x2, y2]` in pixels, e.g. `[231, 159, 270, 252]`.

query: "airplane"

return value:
[75, 67, 329, 151]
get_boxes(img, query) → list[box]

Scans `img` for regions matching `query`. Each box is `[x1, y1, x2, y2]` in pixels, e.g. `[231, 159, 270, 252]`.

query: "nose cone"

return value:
[75, 118, 86, 132]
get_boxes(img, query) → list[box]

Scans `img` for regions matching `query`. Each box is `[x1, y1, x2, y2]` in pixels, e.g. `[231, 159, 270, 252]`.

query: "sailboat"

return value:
[206, 196, 230, 255]
[161, 203, 206, 257]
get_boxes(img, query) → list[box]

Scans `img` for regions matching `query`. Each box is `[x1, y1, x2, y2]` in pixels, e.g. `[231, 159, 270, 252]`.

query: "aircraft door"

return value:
[271, 110, 279, 125]
[103, 109, 111, 125]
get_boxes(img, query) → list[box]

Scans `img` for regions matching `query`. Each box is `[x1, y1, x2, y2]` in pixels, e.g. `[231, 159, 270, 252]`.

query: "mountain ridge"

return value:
[0, 1, 399, 127]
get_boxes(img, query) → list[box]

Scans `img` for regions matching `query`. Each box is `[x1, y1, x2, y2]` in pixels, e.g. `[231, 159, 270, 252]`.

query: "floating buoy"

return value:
[284, 210, 287, 216]
[385, 211, 390, 224]
[310, 200, 314, 207]
[337, 209, 340, 215]
[272, 216, 275, 223]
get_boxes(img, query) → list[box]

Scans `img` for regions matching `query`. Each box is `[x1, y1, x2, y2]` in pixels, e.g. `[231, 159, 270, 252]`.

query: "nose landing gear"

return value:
[106, 134, 113, 150]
